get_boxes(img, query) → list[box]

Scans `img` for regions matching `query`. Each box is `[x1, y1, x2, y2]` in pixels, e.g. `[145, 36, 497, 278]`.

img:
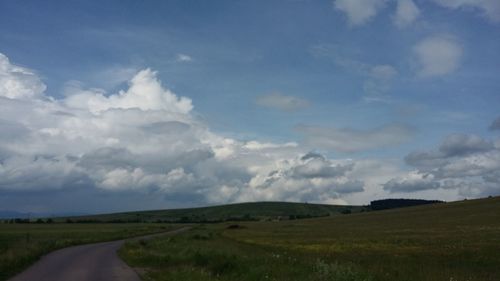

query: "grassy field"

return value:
[120, 196, 500, 281]
[65, 201, 367, 223]
[0, 223, 174, 280]
[120, 225, 374, 281]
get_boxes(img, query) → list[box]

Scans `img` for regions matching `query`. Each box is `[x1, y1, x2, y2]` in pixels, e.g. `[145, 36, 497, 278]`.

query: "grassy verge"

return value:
[0, 223, 174, 280]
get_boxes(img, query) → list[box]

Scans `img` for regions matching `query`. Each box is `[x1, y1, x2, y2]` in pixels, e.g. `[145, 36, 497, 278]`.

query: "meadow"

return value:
[120, 197, 500, 281]
[0, 223, 173, 280]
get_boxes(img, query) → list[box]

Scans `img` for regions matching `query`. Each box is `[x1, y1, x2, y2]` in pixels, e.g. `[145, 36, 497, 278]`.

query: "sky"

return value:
[0, 0, 499, 214]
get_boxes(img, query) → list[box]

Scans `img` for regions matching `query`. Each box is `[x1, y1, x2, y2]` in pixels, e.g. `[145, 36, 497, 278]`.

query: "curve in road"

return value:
[8, 227, 190, 281]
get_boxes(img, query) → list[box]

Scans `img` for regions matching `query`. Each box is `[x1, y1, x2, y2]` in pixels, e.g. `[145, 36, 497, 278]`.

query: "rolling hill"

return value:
[61, 201, 369, 223]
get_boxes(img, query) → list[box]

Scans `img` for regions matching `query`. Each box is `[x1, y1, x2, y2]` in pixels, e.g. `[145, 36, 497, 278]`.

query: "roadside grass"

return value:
[0, 223, 173, 280]
[120, 197, 500, 281]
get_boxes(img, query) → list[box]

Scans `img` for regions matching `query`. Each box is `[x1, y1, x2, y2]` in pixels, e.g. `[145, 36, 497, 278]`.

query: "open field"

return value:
[0, 223, 174, 280]
[64, 202, 367, 223]
[120, 196, 500, 281]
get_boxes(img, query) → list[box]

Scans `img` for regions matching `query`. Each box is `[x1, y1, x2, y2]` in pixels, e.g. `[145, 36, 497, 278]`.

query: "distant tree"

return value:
[179, 216, 190, 223]
[15, 218, 29, 224]
[370, 199, 443, 211]
[46, 218, 54, 224]
[35, 218, 44, 224]
[340, 208, 351, 214]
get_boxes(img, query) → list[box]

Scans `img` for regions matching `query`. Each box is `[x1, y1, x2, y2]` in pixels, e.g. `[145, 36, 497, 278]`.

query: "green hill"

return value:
[62, 201, 368, 223]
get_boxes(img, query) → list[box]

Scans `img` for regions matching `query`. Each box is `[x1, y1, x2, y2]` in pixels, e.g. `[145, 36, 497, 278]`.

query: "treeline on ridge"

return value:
[370, 198, 444, 211]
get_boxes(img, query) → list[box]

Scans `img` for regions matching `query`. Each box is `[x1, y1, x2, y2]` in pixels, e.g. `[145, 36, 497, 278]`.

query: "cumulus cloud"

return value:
[385, 133, 500, 197]
[413, 36, 463, 77]
[246, 152, 364, 202]
[291, 153, 353, 179]
[0, 53, 46, 99]
[432, 0, 500, 22]
[439, 134, 494, 156]
[256, 93, 309, 112]
[393, 0, 420, 28]
[383, 171, 440, 192]
[0, 52, 367, 211]
[65, 69, 193, 114]
[334, 0, 388, 26]
[296, 124, 414, 153]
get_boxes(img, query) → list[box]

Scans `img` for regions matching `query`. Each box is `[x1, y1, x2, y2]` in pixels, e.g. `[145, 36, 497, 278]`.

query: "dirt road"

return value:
[8, 227, 190, 281]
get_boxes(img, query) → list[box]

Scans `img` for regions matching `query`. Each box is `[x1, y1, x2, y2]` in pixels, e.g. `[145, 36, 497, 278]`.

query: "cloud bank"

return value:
[384, 133, 500, 198]
[0, 52, 364, 212]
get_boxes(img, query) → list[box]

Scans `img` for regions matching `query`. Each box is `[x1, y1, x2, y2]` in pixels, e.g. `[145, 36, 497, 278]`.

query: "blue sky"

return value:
[0, 0, 499, 213]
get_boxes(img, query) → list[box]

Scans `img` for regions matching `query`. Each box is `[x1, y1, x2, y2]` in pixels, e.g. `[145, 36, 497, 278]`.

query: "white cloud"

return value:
[65, 68, 193, 114]
[384, 171, 440, 192]
[245, 153, 364, 202]
[413, 36, 463, 77]
[0, 53, 46, 99]
[176, 53, 193, 62]
[334, 0, 388, 26]
[256, 93, 309, 111]
[432, 0, 500, 22]
[385, 133, 500, 197]
[296, 124, 414, 153]
[243, 141, 298, 151]
[393, 0, 420, 28]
